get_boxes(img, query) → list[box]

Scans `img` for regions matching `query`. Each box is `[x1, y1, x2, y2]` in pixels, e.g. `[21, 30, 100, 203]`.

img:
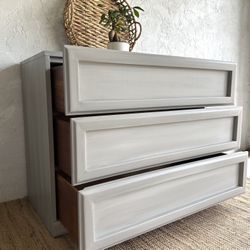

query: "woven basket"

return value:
[64, 0, 141, 51]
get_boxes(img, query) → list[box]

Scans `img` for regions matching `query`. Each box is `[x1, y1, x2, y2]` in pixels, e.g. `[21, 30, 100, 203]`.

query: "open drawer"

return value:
[56, 151, 248, 250]
[54, 107, 242, 185]
[51, 46, 236, 115]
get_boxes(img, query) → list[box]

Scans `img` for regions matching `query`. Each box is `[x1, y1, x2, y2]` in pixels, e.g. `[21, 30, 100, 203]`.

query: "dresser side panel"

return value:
[21, 54, 65, 236]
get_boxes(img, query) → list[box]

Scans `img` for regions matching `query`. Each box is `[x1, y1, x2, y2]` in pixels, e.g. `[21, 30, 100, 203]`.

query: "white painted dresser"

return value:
[21, 46, 248, 250]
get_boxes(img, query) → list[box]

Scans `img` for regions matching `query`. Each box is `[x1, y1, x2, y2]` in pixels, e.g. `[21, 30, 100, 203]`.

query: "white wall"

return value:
[132, 0, 250, 148]
[0, 0, 250, 202]
[0, 0, 65, 202]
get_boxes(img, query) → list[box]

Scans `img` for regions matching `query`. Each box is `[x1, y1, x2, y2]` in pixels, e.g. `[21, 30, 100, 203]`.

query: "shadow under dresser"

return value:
[21, 46, 248, 250]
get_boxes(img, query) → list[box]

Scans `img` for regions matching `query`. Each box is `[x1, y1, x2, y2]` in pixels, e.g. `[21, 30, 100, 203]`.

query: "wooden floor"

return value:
[0, 199, 76, 250]
[0, 180, 250, 250]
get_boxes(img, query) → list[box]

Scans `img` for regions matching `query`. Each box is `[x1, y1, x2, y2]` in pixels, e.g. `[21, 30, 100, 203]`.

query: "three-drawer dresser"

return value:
[21, 46, 248, 250]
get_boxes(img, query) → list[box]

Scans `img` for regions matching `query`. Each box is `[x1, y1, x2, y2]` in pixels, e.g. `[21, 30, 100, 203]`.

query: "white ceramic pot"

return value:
[108, 42, 130, 51]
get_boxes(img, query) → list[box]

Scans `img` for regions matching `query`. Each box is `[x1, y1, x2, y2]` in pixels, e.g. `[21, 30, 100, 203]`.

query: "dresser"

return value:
[21, 46, 248, 250]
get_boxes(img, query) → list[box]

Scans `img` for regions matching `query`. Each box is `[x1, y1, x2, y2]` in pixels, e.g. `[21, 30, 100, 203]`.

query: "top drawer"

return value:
[51, 46, 236, 116]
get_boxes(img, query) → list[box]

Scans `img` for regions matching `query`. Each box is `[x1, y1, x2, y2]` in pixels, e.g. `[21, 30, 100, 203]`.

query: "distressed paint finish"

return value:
[71, 107, 242, 185]
[63, 46, 236, 115]
[78, 152, 248, 250]
[0, 0, 250, 201]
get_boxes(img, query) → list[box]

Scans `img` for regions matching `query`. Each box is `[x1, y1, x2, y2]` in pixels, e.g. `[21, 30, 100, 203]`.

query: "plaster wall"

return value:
[0, 0, 250, 202]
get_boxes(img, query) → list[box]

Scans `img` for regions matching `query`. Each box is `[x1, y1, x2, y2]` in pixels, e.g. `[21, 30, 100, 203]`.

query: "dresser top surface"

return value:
[21, 50, 63, 64]
[21, 46, 236, 66]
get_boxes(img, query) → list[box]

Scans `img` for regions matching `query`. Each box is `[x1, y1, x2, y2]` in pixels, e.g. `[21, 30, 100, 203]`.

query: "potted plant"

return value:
[98, 2, 144, 51]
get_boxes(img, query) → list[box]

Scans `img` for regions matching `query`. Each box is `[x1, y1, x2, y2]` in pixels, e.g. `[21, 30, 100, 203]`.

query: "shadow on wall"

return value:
[0, 0, 66, 202]
[0, 65, 27, 202]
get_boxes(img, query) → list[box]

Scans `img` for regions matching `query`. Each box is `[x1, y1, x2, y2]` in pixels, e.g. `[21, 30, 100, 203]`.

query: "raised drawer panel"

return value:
[78, 152, 247, 250]
[69, 107, 241, 185]
[61, 46, 236, 115]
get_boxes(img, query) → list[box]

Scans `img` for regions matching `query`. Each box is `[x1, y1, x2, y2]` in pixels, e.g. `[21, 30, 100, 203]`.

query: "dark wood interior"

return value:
[56, 174, 78, 243]
[54, 118, 71, 177]
[52, 65, 78, 243]
[51, 66, 65, 114]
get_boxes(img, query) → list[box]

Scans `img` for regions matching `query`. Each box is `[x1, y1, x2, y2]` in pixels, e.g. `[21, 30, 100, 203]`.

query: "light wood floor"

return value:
[0, 199, 76, 250]
[0, 180, 249, 250]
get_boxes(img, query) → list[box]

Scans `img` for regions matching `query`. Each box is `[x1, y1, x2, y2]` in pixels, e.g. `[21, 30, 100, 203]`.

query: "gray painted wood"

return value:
[78, 151, 248, 250]
[71, 107, 242, 185]
[21, 47, 246, 250]
[64, 46, 236, 115]
[21, 52, 66, 237]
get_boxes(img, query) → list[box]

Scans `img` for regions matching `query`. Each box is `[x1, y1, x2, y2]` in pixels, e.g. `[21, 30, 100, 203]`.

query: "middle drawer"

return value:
[54, 107, 242, 185]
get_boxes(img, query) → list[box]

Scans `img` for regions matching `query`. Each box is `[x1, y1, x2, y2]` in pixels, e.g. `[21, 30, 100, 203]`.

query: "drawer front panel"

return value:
[64, 46, 236, 115]
[71, 107, 241, 185]
[79, 152, 247, 250]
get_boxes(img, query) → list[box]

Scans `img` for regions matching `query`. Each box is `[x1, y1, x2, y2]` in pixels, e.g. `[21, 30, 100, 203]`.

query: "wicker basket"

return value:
[64, 0, 141, 51]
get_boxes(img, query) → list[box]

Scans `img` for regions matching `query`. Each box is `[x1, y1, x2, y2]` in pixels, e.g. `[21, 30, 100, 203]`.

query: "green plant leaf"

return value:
[133, 6, 144, 12]
[98, 3, 140, 35]
[133, 9, 140, 18]
[121, 27, 127, 32]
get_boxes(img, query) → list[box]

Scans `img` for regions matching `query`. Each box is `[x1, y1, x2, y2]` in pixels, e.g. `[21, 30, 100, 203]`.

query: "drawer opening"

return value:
[74, 152, 226, 189]
[56, 174, 78, 243]
[51, 62, 63, 68]
[56, 151, 247, 248]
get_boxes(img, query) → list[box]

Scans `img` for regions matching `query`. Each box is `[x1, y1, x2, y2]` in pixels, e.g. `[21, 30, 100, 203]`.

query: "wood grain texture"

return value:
[51, 66, 65, 113]
[54, 107, 242, 185]
[64, 46, 236, 115]
[70, 107, 242, 185]
[0, 179, 249, 250]
[78, 152, 247, 250]
[56, 175, 78, 244]
[110, 178, 250, 250]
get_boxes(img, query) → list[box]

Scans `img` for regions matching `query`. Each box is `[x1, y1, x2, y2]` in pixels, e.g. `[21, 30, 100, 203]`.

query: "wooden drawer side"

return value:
[54, 118, 71, 177]
[56, 175, 78, 243]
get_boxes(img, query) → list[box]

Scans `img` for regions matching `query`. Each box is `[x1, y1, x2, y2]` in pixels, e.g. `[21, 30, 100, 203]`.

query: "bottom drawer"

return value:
[57, 152, 248, 250]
